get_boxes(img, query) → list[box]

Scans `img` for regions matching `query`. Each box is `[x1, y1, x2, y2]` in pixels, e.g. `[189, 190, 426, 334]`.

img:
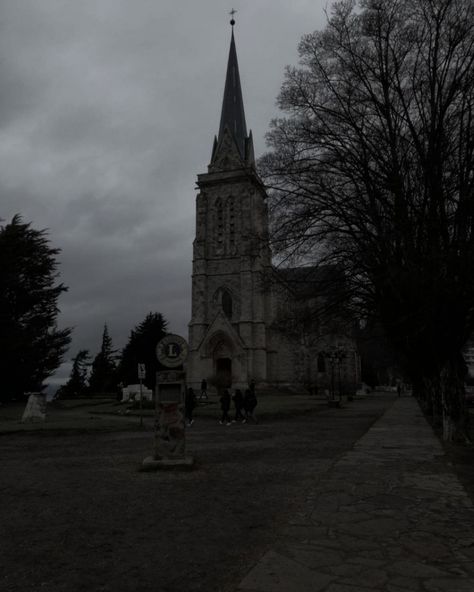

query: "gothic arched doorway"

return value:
[215, 357, 232, 388]
[213, 338, 233, 388]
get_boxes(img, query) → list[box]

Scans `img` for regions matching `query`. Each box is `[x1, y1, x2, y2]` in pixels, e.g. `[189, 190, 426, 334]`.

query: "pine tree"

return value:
[117, 312, 168, 389]
[89, 325, 117, 395]
[56, 350, 90, 399]
[0, 215, 71, 401]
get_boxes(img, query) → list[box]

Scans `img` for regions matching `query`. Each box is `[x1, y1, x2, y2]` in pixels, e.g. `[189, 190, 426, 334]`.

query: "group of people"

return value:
[218, 383, 258, 426]
[184, 379, 258, 427]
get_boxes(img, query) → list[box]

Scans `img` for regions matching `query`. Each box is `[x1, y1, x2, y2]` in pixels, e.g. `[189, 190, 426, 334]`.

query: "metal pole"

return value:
[154, 382, 160, 458]
[331, 357, 335, 401]
[139, 378, 143, 427]
[338, 357, 342, 401]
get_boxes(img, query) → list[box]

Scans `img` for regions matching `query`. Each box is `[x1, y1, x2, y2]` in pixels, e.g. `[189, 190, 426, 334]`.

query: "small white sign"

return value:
[138, 363, 146, 379]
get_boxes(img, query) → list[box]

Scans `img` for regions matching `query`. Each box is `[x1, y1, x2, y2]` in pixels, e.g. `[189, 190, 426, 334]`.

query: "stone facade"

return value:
[187, 124, 272, 390]
[187, 27, 360, 394]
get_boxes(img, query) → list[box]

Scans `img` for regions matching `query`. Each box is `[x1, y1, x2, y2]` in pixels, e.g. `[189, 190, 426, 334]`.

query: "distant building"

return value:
[187, 22, 360, 393]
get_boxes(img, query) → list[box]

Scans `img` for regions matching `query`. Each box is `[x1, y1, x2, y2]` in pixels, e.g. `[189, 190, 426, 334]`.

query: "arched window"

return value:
[228, 198, 235, 251]
[317, 353, 326, 373]
[222, 290, 233, 319]
[215, 198, 224, 249]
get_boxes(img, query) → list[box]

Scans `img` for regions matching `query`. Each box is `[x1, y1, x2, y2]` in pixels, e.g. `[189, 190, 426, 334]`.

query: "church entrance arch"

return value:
[212, 338, 233, 388]
[215, 357, 232, 388]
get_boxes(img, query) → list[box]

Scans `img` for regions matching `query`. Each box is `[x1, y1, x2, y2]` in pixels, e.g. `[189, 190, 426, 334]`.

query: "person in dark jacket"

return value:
[185, 387, 196, 426]
[232, 389, 245, 422]
[200, 378, 208, 400]
[243, 388, 258, 423]
[219, 388, 231, 425]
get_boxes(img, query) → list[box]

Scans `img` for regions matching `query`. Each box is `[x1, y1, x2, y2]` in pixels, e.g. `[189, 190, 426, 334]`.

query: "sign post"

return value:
[142, 334, 193, 470]
[137, 363, 146, 427]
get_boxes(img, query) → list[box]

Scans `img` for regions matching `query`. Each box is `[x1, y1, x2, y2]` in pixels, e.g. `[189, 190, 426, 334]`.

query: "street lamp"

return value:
[324, 347, 346, 407]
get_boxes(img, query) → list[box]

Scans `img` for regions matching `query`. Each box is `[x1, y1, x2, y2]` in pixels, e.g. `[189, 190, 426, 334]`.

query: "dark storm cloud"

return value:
[0, 0, 326, 386]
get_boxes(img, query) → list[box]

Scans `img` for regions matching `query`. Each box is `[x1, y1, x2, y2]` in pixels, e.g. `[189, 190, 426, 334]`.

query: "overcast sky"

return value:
[0, 1, 328, 386]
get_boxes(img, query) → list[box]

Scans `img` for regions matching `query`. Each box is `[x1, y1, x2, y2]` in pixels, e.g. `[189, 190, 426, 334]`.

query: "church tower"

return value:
[187, 20, 272, 391]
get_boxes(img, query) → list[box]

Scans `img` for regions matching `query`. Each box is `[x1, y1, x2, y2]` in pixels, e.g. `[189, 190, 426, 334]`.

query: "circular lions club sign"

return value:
[156, 334, 189, 368]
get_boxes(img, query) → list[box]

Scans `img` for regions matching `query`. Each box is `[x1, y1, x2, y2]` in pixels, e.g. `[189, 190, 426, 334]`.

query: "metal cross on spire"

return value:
[229, 8, 237, 27]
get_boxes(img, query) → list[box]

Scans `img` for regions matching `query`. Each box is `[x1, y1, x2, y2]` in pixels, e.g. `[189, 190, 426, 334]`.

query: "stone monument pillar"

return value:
[142, 334, 194, 470]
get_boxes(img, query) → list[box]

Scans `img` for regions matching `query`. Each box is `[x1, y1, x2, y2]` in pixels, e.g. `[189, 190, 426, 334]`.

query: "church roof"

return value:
[276, 265, 347, 299]
[217, 28, 248, 160]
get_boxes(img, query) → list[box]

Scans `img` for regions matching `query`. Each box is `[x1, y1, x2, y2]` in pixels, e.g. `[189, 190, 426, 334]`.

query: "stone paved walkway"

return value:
[235, 397, 474, 592]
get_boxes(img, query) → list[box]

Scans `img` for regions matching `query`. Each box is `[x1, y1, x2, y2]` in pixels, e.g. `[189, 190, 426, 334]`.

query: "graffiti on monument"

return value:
[155, 402, 186, 459]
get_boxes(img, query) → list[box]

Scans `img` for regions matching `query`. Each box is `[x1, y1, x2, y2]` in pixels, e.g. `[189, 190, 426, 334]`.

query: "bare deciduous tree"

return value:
[261, 0, 474, 440]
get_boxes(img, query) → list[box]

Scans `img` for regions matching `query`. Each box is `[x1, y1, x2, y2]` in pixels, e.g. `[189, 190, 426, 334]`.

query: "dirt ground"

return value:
[0, 394, 407, 592]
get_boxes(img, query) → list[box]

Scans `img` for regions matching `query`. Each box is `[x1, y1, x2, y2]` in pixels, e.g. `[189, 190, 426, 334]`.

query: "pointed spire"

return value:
[218, 25, 248, 159]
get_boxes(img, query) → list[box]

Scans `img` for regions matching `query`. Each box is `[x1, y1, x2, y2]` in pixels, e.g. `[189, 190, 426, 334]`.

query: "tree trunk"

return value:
[440, 358, 470, 442]
[414, 361, 469, 442]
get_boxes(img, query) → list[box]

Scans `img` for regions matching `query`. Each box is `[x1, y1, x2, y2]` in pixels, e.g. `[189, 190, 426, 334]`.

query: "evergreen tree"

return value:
[0, 215, 71, 401]
[56, 350, 90, 399]
[89, 324, 117, 395]
[117, 312, 168, 389]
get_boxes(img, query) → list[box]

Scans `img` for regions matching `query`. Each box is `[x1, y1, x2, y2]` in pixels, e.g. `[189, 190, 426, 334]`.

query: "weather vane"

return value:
[230, 8, 237, 27]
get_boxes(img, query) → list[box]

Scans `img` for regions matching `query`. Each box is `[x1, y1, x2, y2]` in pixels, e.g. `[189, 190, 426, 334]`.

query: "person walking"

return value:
[200, 378, 208, 400]
[185, 387, 196, 426]
[243, 387, 258, 423]
[219, 388, 232, 425]
[232, 389, 245, 422]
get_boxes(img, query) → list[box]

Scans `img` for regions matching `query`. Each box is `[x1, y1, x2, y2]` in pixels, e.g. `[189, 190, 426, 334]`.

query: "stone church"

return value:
[187, 24, 360, 394]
